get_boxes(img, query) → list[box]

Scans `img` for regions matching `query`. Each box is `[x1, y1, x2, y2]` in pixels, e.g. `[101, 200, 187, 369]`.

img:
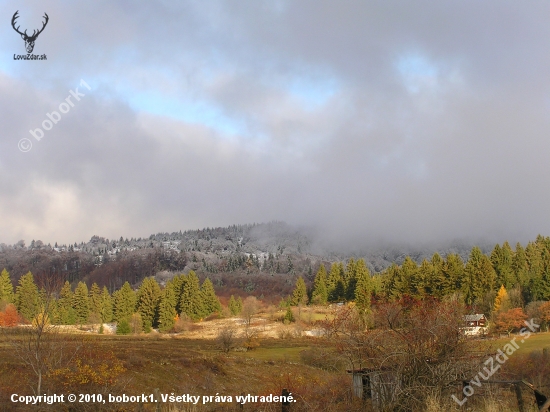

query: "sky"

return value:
[1, 0, 550, 247]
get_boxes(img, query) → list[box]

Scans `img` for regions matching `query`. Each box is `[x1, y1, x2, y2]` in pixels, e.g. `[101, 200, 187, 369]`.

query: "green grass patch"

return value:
[492, 331, 550, 354]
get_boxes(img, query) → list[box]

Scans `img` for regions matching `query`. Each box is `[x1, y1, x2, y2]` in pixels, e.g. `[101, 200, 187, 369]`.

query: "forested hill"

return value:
[0, 221, 516, 299]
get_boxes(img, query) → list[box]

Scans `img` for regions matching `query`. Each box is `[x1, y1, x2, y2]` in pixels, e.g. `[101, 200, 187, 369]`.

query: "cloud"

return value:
[1, 0, 550, 247]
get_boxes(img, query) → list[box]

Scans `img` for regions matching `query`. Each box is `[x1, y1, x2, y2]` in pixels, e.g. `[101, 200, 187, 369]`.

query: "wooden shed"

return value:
[348, 366, 401, 411]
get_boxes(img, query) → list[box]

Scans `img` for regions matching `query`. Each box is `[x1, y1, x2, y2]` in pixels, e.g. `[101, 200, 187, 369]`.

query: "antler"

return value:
[32, 13, 49, 39]
[11, 11, 26, 36]
[11, 11, 49, 40]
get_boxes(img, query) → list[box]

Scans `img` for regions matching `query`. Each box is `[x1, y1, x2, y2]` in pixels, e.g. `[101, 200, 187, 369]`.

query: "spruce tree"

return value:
[491, 243, 515, 290]
[382, 263, 401, 300]
[0, 269, 14, 306]
[158, 280, 177, 332]
[442, 253, 464, 295]
[89, 283, 102, 315]
[116, 318, 131, 335]
[291, 276, 308, 306]
[200, 278, 221, 316]
[512, 243, 529, 293]
[283, 305, 295, 323]
[100, 286, 113, 323]
[73, 282, 90, 325]
[354, 261, 372, 313]
[327, 262, 345, 302]
[539, 247, 550, 301]
[430, 253, 445, 298]
[400, 256, 419, 297]
[236, 296, 243, 313]
[112, 281, 136, 322]
[15, 272, 40, 322]
[172, 274, 188, 314]
[136, 277, 161, 329]
[463, 247, 496, 305]
[228, 295, 240, 316]
[57, 281, 75, 324]
[311, 264, 328, 305]
[417, 259, 434, 297]
[344, 259, 357, 301]
[179, 271, 205, 320]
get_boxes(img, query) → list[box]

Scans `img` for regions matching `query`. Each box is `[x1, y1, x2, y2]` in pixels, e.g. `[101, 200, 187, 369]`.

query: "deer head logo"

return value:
[11, 11, 49, 54]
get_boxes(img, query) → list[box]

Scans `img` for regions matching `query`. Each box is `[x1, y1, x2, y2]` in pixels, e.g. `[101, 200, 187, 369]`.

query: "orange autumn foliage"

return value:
[0, 304, 20, 327]
[48, 344, 125, 390]
[494, 307, 528, 335]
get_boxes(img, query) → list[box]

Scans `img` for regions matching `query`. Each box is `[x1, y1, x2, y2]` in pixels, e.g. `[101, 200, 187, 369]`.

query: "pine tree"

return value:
[442, 253, 464, 295]
[236, 296, 243, 314]
[354, 260, 372, 313]
[179, 271, 205, 320]
[291, 277, 308, 306]
[15, 272, 40, 322]
[158, 280, 177, 332]
[112, 281, 136, 322]
[100, 286, 113, 323]
[136, 277, 161, 330]
[200, 278, 221, 316]
[0, 269, 14, 306]
[311, 264, 328, 305]
[73, 282, 90, 325]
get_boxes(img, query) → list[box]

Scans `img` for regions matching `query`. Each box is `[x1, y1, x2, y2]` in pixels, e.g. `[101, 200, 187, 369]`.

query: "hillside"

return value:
[0, 221, 495, 298]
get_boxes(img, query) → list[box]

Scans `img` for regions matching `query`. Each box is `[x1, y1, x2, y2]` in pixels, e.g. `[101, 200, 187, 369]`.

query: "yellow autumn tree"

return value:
[493, 285, 510, 313]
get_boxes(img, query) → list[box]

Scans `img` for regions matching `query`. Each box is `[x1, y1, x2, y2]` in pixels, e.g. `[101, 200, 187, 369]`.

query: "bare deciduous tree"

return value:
[331, 298, 490, 412]
[216, 325, 238, 353]
[241, 296, 259, 327]
[4, 273, 82, 396]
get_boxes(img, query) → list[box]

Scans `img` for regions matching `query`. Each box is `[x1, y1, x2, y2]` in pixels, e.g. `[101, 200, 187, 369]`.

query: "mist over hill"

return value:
[0, 221, 499, 299]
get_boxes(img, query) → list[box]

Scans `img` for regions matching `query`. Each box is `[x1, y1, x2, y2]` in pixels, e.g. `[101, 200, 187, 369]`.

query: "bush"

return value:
[116, 319, 131, 335]
[217, 325, 238, 353]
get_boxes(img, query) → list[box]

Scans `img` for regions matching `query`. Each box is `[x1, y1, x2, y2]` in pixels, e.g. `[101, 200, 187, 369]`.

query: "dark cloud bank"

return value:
[1, 1, 550, 249]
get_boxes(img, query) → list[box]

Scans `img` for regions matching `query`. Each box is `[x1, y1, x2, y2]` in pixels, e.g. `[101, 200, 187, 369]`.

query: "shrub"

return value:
[116, 319, 131, 335]
[217, 325, 238, 353]
[0, 304, 20, 327]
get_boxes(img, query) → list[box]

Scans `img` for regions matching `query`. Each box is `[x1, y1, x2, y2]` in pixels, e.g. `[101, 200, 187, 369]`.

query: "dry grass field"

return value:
[0, 307, 549, 411]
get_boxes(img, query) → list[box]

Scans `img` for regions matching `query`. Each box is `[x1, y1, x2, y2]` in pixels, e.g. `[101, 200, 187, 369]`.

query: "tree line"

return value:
[288, 235, 550, 320]
[380, 235, 550, 307]
[0, 269, 221, 333]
